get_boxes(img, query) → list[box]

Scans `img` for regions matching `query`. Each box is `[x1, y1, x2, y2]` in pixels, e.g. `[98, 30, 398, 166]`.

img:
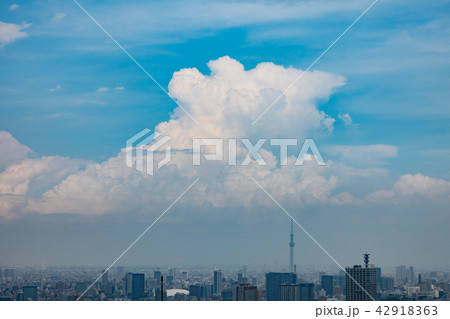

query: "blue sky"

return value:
[0, 0, 449, 268]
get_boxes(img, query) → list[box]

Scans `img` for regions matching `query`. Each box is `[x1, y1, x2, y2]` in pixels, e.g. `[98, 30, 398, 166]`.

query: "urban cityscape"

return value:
[1, 219, 448, 302]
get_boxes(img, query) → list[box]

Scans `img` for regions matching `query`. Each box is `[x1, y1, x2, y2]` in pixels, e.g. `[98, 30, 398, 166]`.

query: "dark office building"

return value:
[279, 283, 314, 301]
[189, 284, 212, 301]
[236, 284, 258, 301]
[22, 286, 38, 301]
[131, 273, 145, 301]
[265, 272, 297, 301]
[213, 270, 223, 295]
[321, 275, 333, 296]
[221, 289, 234, 301]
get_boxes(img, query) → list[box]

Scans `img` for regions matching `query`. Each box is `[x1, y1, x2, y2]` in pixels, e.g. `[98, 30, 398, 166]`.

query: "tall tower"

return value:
[289, 218, 295, 272]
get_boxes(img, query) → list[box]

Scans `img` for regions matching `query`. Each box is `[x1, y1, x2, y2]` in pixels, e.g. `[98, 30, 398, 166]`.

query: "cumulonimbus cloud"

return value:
[0, 57, 449, 219]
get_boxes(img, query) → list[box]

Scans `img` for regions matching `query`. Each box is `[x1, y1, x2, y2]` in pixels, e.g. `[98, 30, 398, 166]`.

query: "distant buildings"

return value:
[396, 265, 414, 285]
[189, 284, 211, 300]
[236, 284, 258, 301]
[280, 283, 314, 301]
[381, 277, 394, 292]
[0, 260, 447, 301]
[75, 282, 88, 295]
[265, 272, 297, 301]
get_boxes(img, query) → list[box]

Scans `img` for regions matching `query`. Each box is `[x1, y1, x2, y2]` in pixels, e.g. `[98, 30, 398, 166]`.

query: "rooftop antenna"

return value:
[363, 252, 370, 268]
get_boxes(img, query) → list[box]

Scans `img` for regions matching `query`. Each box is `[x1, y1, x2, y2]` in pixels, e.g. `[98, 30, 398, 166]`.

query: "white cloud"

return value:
[156, 56, 345, 149]
[48, 85, 61, 92]
[8, 4, 19, 11]
[52, 13, 66, 22]
[338, 113, 352, 126]
[0, 131, 31, 170]
[0, 21, 31, 46]
[325, 144, 398, 166]
[367, 174, 450, 203]
[1, 57, 448, 219]
[96, 86, 125, 92]
[0, 156, 85, 196]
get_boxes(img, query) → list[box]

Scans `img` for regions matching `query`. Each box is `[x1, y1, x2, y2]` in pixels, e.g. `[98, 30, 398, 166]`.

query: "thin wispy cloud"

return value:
[96, 86, 125, 92]
[52, 13, 66, 23]
[48, 85, 61, 92]
[8, 4, 19, 11]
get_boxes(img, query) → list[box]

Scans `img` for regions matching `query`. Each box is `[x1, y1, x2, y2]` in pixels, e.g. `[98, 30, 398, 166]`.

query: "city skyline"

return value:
[1, 253, 448, 301]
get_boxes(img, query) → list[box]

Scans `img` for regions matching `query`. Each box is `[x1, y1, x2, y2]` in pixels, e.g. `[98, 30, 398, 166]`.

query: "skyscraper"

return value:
[131, 273, 145, 301]
[265, 272, 297, 301]
[321, 275, 333, 296]
[289, 218, 295, 273]
[167, 268, 175, 283]
[345, 253, 377, 301]
[123, 273, 145, 300]
[213, 270, 223, 295]
[117, 266, 125, 278]
[101, 269, 108, 287]
[154, 269, 162, 286]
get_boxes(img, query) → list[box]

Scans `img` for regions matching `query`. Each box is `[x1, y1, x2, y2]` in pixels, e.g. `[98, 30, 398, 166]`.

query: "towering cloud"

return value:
[0, 57, 449, 219]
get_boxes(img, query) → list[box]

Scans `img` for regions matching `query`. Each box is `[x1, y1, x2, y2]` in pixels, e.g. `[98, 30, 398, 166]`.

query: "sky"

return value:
[0, 0, 449, 270]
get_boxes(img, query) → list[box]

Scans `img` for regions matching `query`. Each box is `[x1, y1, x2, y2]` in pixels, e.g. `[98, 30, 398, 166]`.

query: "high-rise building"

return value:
[395, 265, 414, 285]
[375, 267, 382, 293]
[131, 273, 145, 301]
[154, 270, 162, 286]
[180, 271, 188, 280]
[345, 254, 377, 301]
[167, 268, 175, 283]
[289, 218, 295, 273]
[236, 284, 258, 301]
[101, 269, 109, 287]
[321, 275, 333, 296]
[117, 266, 125, 278]
[123, 273, 133, 297]
[213, 270, 223, 295]
[381, 277, 394, 292]
[22, 286, 37, 301]
[123, 273, 145, 300]
[265, 272, 297, 301]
